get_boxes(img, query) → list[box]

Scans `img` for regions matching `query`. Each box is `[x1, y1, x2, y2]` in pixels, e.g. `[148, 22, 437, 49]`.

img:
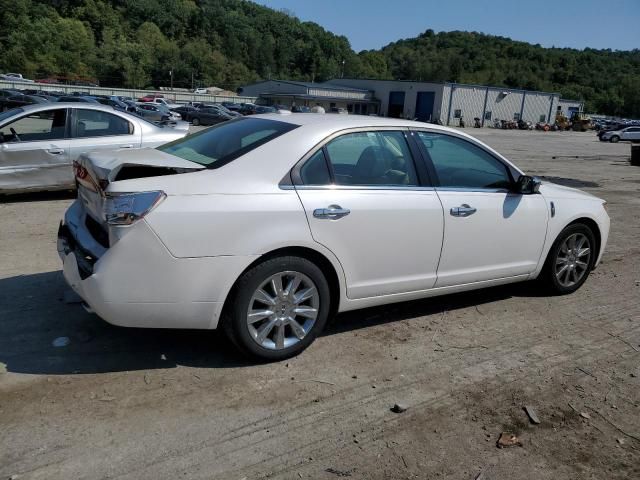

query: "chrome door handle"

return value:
[313, 205, 350, 220]
[450, 204, 477, 217]
[47, 148, 64, 155]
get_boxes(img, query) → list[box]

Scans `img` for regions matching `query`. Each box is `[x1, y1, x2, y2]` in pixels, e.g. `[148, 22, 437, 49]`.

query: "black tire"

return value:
[610, 135, 620, 143]
[539, 223, 596, 295]
[223, 256, 331, 361]
[192, 117, 200, 126]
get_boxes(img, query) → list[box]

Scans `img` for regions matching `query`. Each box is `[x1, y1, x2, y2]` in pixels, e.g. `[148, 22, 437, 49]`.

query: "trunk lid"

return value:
[75, 147, 204, 227]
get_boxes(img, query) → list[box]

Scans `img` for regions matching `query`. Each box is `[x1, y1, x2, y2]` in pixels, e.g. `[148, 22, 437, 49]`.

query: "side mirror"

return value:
[516, 175, 541, 194]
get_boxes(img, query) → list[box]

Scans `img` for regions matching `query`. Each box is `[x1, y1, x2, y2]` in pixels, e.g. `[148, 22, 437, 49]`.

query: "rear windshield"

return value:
[157, 117, 298, 168]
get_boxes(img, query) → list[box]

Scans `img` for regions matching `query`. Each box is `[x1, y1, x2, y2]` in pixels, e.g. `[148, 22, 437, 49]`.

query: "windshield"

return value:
[0, 108, 24, 123]
[157, 117, 298, 168]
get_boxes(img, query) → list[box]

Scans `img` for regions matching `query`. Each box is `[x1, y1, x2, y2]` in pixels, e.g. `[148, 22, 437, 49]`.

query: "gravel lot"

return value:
[1, 127, 639, 480]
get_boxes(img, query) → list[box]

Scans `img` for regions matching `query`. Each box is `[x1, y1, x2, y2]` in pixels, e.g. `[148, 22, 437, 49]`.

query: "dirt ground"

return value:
[1, 128, 639, 480]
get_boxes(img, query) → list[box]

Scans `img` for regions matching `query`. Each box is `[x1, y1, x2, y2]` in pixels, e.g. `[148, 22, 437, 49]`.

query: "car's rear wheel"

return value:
[540, 223, 596, 294]
[610, 135, 620, 143]
[224, 256, 331, 361]
[192, 117, 200, 126]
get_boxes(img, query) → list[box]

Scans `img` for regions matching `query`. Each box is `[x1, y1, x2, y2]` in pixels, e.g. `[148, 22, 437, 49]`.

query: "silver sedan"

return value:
[0, 103, 189, 194]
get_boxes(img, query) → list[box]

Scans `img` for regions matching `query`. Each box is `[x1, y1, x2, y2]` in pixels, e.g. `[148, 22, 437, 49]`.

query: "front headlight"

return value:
[104, 191, 166, 226]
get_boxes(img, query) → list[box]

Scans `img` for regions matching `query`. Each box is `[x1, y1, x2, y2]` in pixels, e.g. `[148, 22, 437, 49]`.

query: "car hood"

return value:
[538, 181, 602, 202]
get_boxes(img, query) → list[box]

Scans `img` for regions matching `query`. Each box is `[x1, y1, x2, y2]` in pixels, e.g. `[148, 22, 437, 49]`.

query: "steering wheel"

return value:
[10, 127, 21, 142]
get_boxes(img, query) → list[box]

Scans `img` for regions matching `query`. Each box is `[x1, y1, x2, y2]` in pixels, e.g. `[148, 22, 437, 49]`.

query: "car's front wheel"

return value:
[192, 117, 200, 126]
[224, 256, 331, 361]
[540, 223, 596, 294]
[610, 135, 620, 143]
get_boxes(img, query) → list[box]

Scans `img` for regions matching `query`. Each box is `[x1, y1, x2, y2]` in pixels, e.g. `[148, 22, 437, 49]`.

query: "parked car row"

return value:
[0, 89, 187, 123]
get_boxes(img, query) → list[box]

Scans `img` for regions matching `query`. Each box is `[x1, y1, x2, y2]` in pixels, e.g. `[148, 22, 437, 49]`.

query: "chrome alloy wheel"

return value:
[246, 271, 320, 350]
[555, 233, 591, 288]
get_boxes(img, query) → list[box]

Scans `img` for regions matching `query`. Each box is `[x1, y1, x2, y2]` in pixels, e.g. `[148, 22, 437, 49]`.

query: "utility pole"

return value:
[191, 71, 194, 91]
[170, 69, 173, 90]
[341, 60, 345, 78]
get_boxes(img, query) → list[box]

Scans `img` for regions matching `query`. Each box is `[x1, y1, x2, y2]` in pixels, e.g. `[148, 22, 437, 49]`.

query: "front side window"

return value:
[323, 131, 419, 186]
[416, 132, 511, 190]
[158, 117, 298, 168]
[75, 109, 132, 138]
[0, 109, 67, 143]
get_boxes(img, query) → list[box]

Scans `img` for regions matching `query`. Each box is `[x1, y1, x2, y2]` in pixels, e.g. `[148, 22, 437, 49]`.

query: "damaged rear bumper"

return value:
[58, 199, 254, 330]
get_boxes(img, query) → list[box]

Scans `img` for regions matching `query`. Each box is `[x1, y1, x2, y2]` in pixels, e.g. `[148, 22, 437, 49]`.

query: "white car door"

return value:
[294, 129, 444, 299]
[413, 130, 548, 288]
[68, 108, 141, 161]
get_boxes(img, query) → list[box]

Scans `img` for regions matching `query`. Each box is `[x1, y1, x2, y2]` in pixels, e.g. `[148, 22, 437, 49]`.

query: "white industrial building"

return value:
[240, 79, 583, 127]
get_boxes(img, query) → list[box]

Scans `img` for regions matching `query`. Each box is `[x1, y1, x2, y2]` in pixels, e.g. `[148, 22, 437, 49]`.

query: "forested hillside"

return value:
[0, 0, 638, 116]
[379, 30, 640, 118]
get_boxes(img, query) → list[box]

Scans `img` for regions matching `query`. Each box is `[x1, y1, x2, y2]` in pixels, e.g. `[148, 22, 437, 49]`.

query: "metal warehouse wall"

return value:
[522, 92, 555, 123]
[440, 84, 452, 125]
[483, 90, 525, 124]
[557, 99, 583, 115]
[328, 79, 447, 121]
[446, 85, 486, 126]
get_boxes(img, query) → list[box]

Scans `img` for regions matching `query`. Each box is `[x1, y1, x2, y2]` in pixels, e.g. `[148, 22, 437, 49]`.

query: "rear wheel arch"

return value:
[219, 246, 342, 328]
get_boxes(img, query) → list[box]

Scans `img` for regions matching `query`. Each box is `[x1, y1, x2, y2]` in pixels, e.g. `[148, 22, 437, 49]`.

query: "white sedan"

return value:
[58, 114, 610, 360]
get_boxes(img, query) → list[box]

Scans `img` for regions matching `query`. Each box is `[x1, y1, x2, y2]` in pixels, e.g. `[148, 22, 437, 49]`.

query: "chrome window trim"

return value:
[289, 184, 436, 192]
[434, 187, 510, 194]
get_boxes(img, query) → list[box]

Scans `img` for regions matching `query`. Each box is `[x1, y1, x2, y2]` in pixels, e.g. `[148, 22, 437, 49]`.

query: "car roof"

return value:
[254, 112, 457, 133]
[2, 102, 125, 115]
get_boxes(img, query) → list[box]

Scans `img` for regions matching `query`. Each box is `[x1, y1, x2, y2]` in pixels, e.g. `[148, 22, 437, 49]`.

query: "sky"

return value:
[253, 0, 640, 52]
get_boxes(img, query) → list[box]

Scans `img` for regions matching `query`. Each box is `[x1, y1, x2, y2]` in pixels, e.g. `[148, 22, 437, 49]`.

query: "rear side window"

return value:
[300, 149, 331, 185]
[75, 109, 133, 137]
[158, 117, 298, 168]
[324, 131, 419, 186]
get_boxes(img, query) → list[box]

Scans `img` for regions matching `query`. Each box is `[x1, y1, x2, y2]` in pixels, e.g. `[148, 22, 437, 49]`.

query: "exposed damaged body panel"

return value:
[80, 148, 204, 184]
[74, 148, 204, 229]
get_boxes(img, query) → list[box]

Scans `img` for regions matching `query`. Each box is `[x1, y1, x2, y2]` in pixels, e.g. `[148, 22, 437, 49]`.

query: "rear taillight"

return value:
[103, 191, 166, 226]
[73, 160, 100, 193]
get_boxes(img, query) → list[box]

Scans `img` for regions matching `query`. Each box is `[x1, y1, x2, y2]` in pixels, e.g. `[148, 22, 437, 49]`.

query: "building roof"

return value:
[243, 79, 372, 93]
[258, 92, 377, 103]
[329, 78, 565, 97]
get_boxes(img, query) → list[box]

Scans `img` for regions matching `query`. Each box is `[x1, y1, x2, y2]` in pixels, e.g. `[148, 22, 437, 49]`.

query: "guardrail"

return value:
[0, 80, 257, 105]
